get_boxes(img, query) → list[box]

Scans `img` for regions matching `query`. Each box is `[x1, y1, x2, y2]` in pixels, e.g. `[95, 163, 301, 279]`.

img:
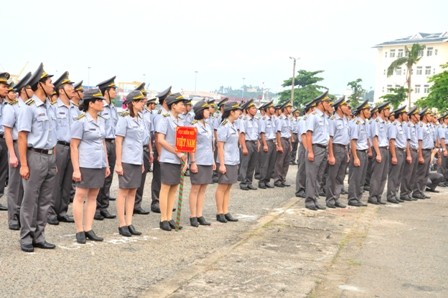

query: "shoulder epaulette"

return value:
[303, 116, 308, 120]
[8, 100, 19, 105]
[76, 113, 85, 120]
[311, 111, 317, 115]
[393, 122, 397, 125]
[191, 120, 198, 125]
[221, 119, 228, 125]
[356, 120, 360, 125]
[25, 98, 34, 106]
[158, 110, 162, 114]
[119, 111, 130, 117]
[376, 119, 380, 122]
[420, 124, 423, 127]
[162, 113, 169, 117]
[51, 101, 57, 105]
[330, 115, 335, 120]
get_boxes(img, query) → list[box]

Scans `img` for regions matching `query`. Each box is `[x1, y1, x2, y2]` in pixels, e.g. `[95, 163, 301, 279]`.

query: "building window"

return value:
[390, 49, 396, 58]
[415, 85, 421, 94]
[395, 85, 400, 88]
[383, 69, 386, 75]
[433, 68, 436, 75]
[427, 47, 433, 56]
[424, 85, 429, 93]
[382, 87, 384, 93]
[425, 66, 431, 75]
[395, 67, 402, 75]
[398, 49, 404, 58]
[416, 66, 422, 75]
[435, 49, 438, 55]
[384, 51, 388, 58]
[387, 85, 392, 92]
[418, 49, 424, 56]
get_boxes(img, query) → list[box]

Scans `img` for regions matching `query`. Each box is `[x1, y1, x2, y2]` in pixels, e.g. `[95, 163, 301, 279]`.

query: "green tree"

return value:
[380, 86, 408, 109]
[278, 70, 326, 107]
[387, 43, 426, 107]
[415, 62, 448, 111]
[347, 78, 365, 108]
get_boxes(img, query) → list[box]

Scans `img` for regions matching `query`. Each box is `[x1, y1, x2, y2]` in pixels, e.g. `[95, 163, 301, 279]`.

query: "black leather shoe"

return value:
[265, 183, 274, 188]
[224, 213, 238, 222]
[151, 203, 161, 213]
[254, 175, 261, 180]
[33, 241, 56, 249]
[247, 184, 257, 190]
[258, 182, 267, 189]
[160, 221, 172, 231]
[315, 203, 327, 210]
[423, 194, 431, 199]
[0, 203, 7, 211]
[85, 230, 104, 241]
[197, 216, 211, 226]
[9, 222, 20, 230]
[318, 191, 326, 197]
[400, 196, 412, 201]
[100, 209, 116, 219]
[169, 219, 182, 230]
[395, 197, 404, 203]
[21, 243, 34, 253]
[274, 182, 284, 188]
[94, 211, 104, 220]
[47, 215, 59, 225]
[426, 188, 439, 193]
[341, 189, 348, 195]
[377, 199, 386, 205]
[133, 207, 150, 215]
[240, 184, 250, 191]
[216, 214, 227, 223]
[305, 204, 317, 211]
[348, 200, 367, 207]
[190, 217, 199, 227]
[368, 198, 379, 205]
[335, 201, 346, 208]
[326, 202, 336, 208]
[118, 226, 132, 237]
[282, 182, 291, 187]
[387, 199, 399, 204]
[295, 191, 306, 198]
[128, 225, 142, 235]
[76, 232, 86, 244]
[58, 214, 74, 223]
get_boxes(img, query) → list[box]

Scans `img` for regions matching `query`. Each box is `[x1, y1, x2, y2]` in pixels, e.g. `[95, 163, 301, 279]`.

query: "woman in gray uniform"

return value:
[71, 88, 110, 244]
[215, 102, 242, 223]
[156, 93, 188, 231]
[188, 99, 215, 227]
[115, 90, 148, 237]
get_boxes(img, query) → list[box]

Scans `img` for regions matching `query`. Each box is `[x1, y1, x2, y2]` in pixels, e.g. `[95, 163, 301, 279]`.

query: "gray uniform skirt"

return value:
[190, 165, 213, 185]
[160, 162, 182, 185]
[217, 164, 238, 184]
[77, 167, 106, 189]
[118, 163, 142, 189]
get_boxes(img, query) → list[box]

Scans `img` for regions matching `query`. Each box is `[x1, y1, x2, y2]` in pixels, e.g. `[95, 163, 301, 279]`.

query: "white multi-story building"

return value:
[373, 32, 448, 105]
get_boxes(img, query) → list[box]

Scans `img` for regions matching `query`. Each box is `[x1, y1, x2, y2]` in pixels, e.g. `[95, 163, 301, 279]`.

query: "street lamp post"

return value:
[289, 57, 299, 106]
[194, 70, 198, 94]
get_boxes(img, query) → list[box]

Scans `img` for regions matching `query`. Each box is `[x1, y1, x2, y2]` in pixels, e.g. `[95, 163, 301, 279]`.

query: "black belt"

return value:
[245, 140, 257, 143]
[13, 140, 17, 143]
[57, 141, 70, 146]
[396, 147, 406, 151]
[105, 138, 115, 143]
[28, 147, 54, 155]
[143, 145, 149, 149]
[0, 134, 3, 138]
[422, 148, 432, 151]
[357, 149, 367, 152]
[281, 137, 290, 140]
[411, 148, 418, 152]
[379, 146, 389, 150]
[267, 139, 275, 142]
[334, 144, 347, 149]
[313, 144, 327, 149]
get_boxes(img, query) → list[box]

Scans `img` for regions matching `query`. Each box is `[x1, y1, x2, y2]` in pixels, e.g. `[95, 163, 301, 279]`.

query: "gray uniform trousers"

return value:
[326, 144, 348, 204]
[49, 143, 73, 217]
[427, 172, 443, 190]
[348, 150, 368, 203]
[151, 145, 161, 205]
[369, 147, 389, 202]
[441, 153, 448, 181]
[0, 138, 8, 198]
[239, 141, 258, 186]
[386, 149, 405, 200]
[20, 151, 57, 245]
[254, 149, 261, 177]
[400, 149, 418, 198]
[364, 151, 374, 188]
[259, 139, 276, 184]
[295, 143, 306, 193]
[318, 157, 328, 195]
[305, 145, 327, 201]
[291, 133, 299, 162]
[135, 147, 150, 209]
[97, 140, 115, 211]
[7, 142, 23, 225]
[274, 138, 291, 184]
[413, 149, 432, 196]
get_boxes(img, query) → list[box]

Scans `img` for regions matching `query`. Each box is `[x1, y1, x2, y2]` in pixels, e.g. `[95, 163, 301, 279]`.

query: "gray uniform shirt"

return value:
[407, 122, 419, 150]
[417, 122, 435, 149]
[349, 117, 369, 150]
[306, 109, 329, 145]
[115, 114, 146, 165]
[371, 117, 389, 147]
[240, 115, 259, 141]
[217, 119, 239, 165]
[157, 112, 184, 164]
[277, 114, 292, 138]
[191, 120, 214, 165]
[52, 99, 77, 143]
[259, 115, 276, 140]
[2, 100, 21, 140]
[101, 102, 118, 139]
[388, 120, 407, 149]
[329, 113, 350, 146]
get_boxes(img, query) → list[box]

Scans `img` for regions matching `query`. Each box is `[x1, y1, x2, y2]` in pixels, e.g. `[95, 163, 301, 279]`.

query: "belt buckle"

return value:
[48, 149, 54, 155]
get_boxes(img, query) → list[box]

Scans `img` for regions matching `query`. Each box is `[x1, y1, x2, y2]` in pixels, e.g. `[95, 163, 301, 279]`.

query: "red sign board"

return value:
[175, 126, 197, 153]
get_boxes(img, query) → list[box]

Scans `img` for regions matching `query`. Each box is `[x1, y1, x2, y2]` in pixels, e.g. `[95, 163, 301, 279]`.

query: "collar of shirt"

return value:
[32, 95, 46, 107]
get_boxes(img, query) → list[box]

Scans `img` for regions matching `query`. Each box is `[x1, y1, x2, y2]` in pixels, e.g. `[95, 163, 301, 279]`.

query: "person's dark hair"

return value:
[194, 109, 205, 120]
[80, 98, 99, 112]
[221, 110, 231, 122]
[128, 101, 136, 118]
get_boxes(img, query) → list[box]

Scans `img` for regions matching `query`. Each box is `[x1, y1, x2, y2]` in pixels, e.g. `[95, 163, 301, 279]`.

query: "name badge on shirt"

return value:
[37, 113, 48, 121]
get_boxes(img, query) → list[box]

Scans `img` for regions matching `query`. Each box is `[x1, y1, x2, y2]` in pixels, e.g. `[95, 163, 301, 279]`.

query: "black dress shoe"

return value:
[197, 216, 211, 226]
[254, 175, 261, 180]
[274, 182, 284, 188]
[0, 203, 7, 211]
[47, 215, 59, 225]
[265, 183, 274, 188]
[151, 203, 161, 213]
[160, 221, 172, 231]
[9, 222, 20, 231]
[169, 219, 182, 230]
[94, 211, 104, 220]
[400, 196, 412, 201]
[368, 198, 379, 205]
[305, 204, 318, 211]
[58, 214, 75, 223]
[247, 184, 257, 190]
[85, 230, 104, 241]
[216, 214, 227, 223]
[258, 182, 267, 189]
[118, 226, 132, 237]
[335, 201, 346, 208]
[133, 207, 150, 215]
[326, 202, 336, 208]
[33, 241, 56, 249]
[224, 213, 238, 222]
[21, 243, 34, 253]
[190, 217, 199, 227]
[423, 194, 431, 199]
[426, 188, 439, 193]
[282, 182, 291, 187]
[100, 209, 116, 219]
[387, 198, 399, 204]
[377, 199, 386, 205]
[395, 197, 404, 203]
[348, 200, 367, 207]
[315, 203, 327, 210]
[340, 189, 348, 195]
[295, 191, 306, 198]
[240, 184, 250, 191]
[128, 225, 142, 235]
[76, 232, 86, 244]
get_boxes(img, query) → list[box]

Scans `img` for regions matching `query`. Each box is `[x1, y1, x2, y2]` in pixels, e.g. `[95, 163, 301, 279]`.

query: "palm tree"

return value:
[387, 43, 425, 107]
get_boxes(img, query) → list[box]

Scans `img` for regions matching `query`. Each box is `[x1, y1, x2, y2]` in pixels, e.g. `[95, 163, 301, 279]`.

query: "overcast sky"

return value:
[1, 0, 446, 96]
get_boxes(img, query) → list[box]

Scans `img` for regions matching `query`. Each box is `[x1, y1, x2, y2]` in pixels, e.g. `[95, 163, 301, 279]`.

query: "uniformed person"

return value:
[258, 100, 277, 189]
[47, 71, 77, 225]
[386, 106, 409, 203]
[71, 88, 110, 244]
[325, 96, 350, 208]
[115, 90, 148, 237]
[17, 63, 57, 252]
[72, 80, 84, 108]
[304, 91, 332, 210]
[347, 100, 370, 207]
[95, 76, 118, 220]
[273, 101, 293, 187]
[215, 102, 242, 223]
[238, 99, 259, 190]
[2, 73, 32, 229]
[290, 108, 300, 165]
[364, 105, 378, 191]
[368, 102, 391, 205]
[437, 113, 448, 184]
[212, 98, 228, 183]
[0, 72, 10, 211]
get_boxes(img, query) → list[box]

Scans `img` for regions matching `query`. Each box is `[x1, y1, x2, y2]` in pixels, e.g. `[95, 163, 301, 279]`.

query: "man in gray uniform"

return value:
[0, 72, 12, 211]
[47, 71, 77, 224]
[304, 91, 332, 210]
[368, 102, 391, 204]
[239, 99, 259, 190]
[290, 109, 300, 165]
[17, 63, 57, 252]
[386, 106, 409, 203]
[274, 101, 292, 187]
[258, 100, 277, 189]
[95, 76, 118, 220]
[326, 96, 350, 208]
